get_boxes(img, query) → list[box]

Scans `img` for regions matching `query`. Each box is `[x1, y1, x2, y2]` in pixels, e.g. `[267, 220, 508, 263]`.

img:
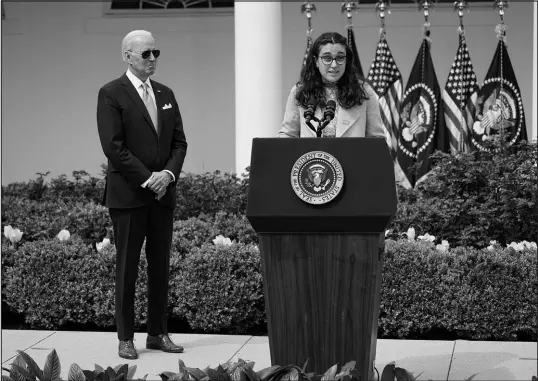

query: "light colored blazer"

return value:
[277, 83, 388, 139]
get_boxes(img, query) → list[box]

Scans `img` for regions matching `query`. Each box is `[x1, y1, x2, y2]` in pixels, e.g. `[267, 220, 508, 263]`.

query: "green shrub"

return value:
[1, 170, 104, 205]
[46, 170, 104, 205]
[389, 142, 537, 248]
[65, 202, 112, 244]
[172, 217, 218, 258]
[1, 196, 111, 244]
[1, 196, 70, 242]
[457, 245, 537, 340]
[211, 211, 258, 245]
[171, 213, 258, 258]
[169, 242, 265, 333]
[2, 238, 148, 330]
[2, 235, 536, 340]
[379, 239, 537, 340]
[174, 169, 249, 220]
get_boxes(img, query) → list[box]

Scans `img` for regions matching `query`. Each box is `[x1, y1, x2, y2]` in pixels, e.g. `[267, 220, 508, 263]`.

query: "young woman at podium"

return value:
[278, 32, 386, 139]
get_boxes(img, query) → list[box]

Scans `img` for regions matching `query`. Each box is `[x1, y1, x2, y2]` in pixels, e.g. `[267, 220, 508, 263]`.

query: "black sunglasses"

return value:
[128, 49, 161, 59]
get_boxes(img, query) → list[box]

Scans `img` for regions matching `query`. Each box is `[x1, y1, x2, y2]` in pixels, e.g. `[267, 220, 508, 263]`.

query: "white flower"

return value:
[213, 235, 232, 247]
[486, 240, 499, 250]
[507, 241, 525, 252]
[521, 241, 537, 250]
[4, 225, 23, 244]
[418, 233, 436, 242]
[405, 227, 415, 241]
[57, 229, 71, 241]
[385, 229, 391, 237]
[96, 238, 111, 252]
[436, 240, 449, 252]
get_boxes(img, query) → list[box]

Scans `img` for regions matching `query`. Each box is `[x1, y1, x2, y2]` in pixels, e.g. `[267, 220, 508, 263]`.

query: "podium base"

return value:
[259, 233, 384, 379]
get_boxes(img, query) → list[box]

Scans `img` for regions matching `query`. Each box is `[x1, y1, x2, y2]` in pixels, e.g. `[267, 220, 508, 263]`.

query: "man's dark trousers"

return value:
[110, 200, 173, 341]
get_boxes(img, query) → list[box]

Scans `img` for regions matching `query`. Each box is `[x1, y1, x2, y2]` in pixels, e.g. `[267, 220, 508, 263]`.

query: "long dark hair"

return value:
[295, 32, 369, 109]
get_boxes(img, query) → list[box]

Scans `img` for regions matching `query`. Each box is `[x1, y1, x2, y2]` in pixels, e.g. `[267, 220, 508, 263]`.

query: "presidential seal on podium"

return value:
[290, 151, 344, 205]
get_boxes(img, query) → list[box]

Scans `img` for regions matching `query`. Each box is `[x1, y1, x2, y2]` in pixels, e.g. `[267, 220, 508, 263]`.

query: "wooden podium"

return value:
[246, 138, 397, 379]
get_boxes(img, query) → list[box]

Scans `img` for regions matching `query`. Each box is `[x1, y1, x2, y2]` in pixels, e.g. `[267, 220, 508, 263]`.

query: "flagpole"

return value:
[375, 0, 392, 37]
[341, 1, 359, 25]
[416, 0, 437, 37]
[494, 0, 509, 152]
[301, 1, 316, 68]
[454, 0, 469, 153]
[416, 0, 437, 83]
[341, 2, 359, 49]
[301, 1, 316, 31]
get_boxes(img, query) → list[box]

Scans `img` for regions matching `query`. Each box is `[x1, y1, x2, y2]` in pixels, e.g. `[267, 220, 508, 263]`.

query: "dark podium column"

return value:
[246, 138, 397, 379]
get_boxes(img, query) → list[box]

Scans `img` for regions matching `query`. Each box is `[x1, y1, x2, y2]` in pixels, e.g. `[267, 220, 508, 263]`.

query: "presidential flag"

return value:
[397, 38, 448, 187]
[367, 33, 410, 188]
[347, 25, 365, 77]
[469, 39, 527, 151]
[442, 31, 479, 154]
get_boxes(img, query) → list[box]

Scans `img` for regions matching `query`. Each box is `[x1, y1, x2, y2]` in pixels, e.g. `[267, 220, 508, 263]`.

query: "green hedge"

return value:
[388, 142, 537, 248]
[3, 143, 536, 248]
[170, 242, 265, 333]
[380, 239, 536, 340]
[2, 234, 536, 340]
[1, 196, 111, 244]
[1, 143, 536, 338]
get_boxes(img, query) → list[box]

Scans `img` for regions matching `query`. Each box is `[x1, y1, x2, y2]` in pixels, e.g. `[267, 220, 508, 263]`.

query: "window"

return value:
[110, 0, 233, 10]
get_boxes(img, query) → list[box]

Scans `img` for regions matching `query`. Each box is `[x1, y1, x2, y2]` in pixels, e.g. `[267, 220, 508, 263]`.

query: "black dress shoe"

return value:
[118, 340, 138, 359]
[146, 334, 184, 353]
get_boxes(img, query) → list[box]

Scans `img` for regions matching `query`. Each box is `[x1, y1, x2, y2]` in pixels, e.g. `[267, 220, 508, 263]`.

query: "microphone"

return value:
[323, 100, 337, 123]
[316, 100, 337, 137]
[304, 97, 317, 123]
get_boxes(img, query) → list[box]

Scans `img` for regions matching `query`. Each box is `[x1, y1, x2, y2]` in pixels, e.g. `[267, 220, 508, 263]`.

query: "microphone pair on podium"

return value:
[304, 98, 337, 137]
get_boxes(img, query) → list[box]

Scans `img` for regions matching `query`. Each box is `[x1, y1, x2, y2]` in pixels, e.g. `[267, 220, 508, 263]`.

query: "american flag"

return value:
[367, 33, 410, 188]
[442, 32, 479, 153]
[367, 33, 402, 160]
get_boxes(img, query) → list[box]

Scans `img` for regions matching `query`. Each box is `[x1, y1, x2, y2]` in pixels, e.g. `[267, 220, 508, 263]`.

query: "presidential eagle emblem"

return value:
[398, 83, 438, 159]
[290, 151, 344, 205]
[470, 79, 525, 151]
[305, 164, 331, 191]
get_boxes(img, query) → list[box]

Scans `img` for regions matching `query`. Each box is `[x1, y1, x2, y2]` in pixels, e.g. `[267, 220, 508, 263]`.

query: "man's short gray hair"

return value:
[121, 30, 154, 61]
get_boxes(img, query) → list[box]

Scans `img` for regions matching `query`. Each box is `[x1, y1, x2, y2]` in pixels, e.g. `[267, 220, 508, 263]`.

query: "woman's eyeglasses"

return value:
[319, 55, 346, 65]
[128, 49, 161, 59]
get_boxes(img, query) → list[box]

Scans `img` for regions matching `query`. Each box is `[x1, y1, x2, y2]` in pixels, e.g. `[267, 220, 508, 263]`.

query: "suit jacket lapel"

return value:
[120, 74, 158, 137]
[151, 80, 164, 137]
[336, 104, 362, 137]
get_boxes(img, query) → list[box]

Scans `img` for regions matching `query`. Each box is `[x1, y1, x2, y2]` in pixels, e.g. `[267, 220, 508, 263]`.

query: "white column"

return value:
[529, 2, 538, 142]
[235, 2, 282, 175]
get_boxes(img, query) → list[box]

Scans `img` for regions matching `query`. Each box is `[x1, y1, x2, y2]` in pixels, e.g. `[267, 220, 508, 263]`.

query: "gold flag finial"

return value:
[341, 1, 359, 19]
[453, 1, 469, 33]
[493, 0, 509, 23]
[375, 0, 392, 32]
[301, 1, 317, 29]
[493, 0, 508, 42]
[416, 0, 437, 41]
[341, 2, 359, 28]
[415, 0, 437, 22]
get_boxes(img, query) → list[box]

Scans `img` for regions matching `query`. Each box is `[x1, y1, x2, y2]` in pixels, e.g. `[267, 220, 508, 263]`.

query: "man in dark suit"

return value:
[97, 30, 187, 360]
